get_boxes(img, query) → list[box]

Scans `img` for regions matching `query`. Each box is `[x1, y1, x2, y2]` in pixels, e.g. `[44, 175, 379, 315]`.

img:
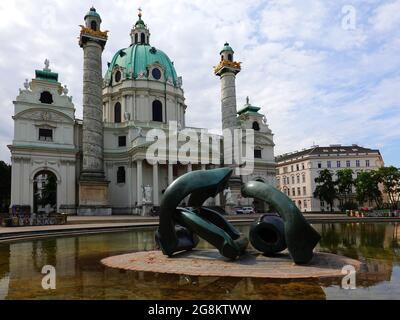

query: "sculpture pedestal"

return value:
[78, 180, 112, 216]
[102, 250, 362, 279]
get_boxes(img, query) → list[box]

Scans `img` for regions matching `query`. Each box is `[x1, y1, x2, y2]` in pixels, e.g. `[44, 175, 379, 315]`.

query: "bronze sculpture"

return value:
[156, 168, 320, 264]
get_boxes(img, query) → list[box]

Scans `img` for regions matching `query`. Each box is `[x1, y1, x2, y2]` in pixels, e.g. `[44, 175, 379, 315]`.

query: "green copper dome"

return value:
[220, 42, 234, 54]
[105, 44, 179, 86]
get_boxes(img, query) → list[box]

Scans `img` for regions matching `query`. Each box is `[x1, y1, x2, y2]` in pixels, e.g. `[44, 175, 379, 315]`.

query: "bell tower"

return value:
[78, 7, 111, 215]
[214, 43, 241, 130]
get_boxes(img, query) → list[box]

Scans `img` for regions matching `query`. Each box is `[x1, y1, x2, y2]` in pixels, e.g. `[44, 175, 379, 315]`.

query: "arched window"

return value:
[91, 20, 97, 31]
[114, 70, 121, 83]
[252, 121, 260, 131]
[228, 54, 233, 61]
[117, 167, 126, 184]
[39, 91, 53, 104]
[221, 55, 224, 61]
[152, 100, 163, 122]
[134, 33, 138, 43]
[141, 33, 145, 44]
[114, 102, 121, 123]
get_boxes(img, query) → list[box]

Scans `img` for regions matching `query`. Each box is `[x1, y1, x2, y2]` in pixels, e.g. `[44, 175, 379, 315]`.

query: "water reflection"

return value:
[0, 223, 399, 300]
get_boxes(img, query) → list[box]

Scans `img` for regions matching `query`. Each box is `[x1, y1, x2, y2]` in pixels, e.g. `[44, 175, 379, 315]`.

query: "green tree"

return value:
[314, 169, 337, 212]
[0, 161, 11, 212]
[355, 170, 382, 208]
[336, 168, 354, 209]
[377, 166, 400, 211]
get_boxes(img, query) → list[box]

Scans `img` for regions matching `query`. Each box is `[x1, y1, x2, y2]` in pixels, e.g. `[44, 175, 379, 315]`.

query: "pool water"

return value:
[0, 222, 399, 300]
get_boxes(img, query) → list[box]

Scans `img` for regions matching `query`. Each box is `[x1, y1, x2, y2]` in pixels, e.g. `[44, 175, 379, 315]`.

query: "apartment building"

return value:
[275, 145, 384, 212]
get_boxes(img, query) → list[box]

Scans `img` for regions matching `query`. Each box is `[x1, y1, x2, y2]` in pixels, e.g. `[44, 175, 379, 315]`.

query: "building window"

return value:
[252, 121, 260, 131]
[304, 200, 307, 208]
[283, 177, 286, 185]
[327, 161, 331, 168]
[317, 162, 322, 169]
[297, 175, 300, 183]
[291, 176, 295, 184]
[152, 100, 163, 122]
[254, 149, 262, 159]
[39, 128, 53, 142]
[346, 160, 351, 167]
[297, 187, 301, 195]
[366, 160, 370, 167]
[298, 200, 302, 209]
[292, 188, 295, 196]
[356, 160, 360, 167]
[134, 33, 138, 43]
[228, 53, 232, 61]
[141, 33, 145, 43]
[152, 68, 162, 80]
[114, 70, 121, 83]
[303, 186, 306, 195]
[302, 163, 305, 170]
[91, 20, 97, 31]
[302, 175, 306, 183]
[283, 167, 288, 173]
[114, 102, 122, 123]
[117, 166, 126, 184]
[39, 91, 53, 104]
[118, 136, 126, 147]
[337, 161, 341, 168]
[296, 164, 299, 171]
[291, 165, 294, 172]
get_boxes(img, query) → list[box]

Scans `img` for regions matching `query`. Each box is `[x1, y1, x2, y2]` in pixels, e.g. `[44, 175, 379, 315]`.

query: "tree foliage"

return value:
[314, 169, 336, 211]
[336, 168, 354, 208]
[377, 166, 400, 210]
[0, 161, 11, 211]
[355, 171, 382, 208]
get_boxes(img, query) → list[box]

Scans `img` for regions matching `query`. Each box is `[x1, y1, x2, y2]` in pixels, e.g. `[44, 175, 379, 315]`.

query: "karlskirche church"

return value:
[8, 8, 276, 215]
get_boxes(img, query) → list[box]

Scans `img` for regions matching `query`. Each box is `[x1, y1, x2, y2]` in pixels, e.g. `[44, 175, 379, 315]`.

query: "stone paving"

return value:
[101, 249, 362, 279]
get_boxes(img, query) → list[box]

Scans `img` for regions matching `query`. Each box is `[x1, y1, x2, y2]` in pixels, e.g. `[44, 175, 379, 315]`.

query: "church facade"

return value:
[8, 8, 276, 215]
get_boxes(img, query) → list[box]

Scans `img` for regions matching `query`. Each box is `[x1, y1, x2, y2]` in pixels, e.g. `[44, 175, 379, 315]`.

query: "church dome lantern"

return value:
[130, 8, 150, 45]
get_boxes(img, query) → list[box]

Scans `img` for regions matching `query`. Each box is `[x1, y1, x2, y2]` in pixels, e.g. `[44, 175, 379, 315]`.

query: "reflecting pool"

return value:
[0, 222, 399, 300]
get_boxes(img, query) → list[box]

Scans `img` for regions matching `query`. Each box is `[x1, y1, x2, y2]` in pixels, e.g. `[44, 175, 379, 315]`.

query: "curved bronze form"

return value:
[156, 168, 248, 259]
[249, 214, 287, 255]
[242, 181, 320, 264]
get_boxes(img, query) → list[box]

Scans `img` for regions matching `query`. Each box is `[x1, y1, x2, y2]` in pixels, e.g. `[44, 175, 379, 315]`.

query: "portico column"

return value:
[168, 164, 173, 185]
[153, 163, 159, 206]
[137, 160, 143, 206]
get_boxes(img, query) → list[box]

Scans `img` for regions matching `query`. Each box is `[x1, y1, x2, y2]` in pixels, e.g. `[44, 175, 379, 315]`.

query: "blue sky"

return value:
[0, 0, 399, 166]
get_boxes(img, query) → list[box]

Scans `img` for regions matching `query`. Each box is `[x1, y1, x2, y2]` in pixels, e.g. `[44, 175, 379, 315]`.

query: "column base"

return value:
[77, 206, 112, 216]
[78, 179, 111, 216]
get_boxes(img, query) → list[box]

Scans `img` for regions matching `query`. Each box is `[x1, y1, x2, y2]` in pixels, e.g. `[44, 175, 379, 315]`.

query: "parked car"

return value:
[235, 207, 255, 214]
[242, 207, 255, 214]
